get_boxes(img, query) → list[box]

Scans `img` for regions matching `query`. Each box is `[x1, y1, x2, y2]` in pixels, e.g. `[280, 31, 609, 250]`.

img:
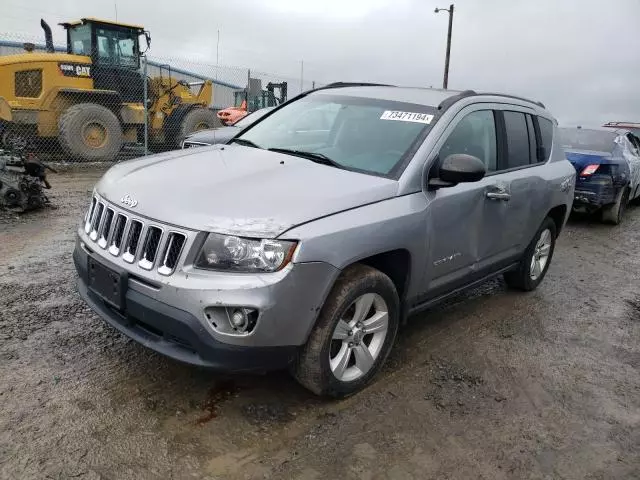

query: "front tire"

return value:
[58, 103, 123, 162]
[292, 264, 400, 398]
[504, 217, 557, 291]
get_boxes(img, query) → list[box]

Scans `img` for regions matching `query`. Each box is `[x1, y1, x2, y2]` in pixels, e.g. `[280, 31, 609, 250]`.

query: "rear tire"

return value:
[58, 103, 123, 162]
[504, 217, 557, 292]
[601, 187, 629, 225]
[292, 264, 400, 398]
[171, 108, 221, 149]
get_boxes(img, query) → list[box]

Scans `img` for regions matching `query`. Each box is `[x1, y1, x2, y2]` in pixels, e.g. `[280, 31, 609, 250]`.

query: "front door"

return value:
[421, 108, 503, 299]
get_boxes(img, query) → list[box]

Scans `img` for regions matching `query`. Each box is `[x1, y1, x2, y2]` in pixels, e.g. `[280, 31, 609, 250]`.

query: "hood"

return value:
[565, 149, 617, 172]
[0, 52, 91, 66]
[183, 126, 239, 145]
[97, 145, 398, 238]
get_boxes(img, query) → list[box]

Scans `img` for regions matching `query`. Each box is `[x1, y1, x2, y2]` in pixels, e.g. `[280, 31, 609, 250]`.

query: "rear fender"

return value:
[568, 152, 630, 187]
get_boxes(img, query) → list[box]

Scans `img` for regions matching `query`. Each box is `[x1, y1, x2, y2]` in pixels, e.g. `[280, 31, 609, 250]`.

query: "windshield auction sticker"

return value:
[380, 111, 434, 124]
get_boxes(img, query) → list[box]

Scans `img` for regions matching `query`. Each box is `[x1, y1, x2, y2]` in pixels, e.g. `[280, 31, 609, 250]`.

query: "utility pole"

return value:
[434, 4, 454, 89]
[300, 60, 304, 93]
[216, 30, 220, 67]
[216, 30, 220, 80]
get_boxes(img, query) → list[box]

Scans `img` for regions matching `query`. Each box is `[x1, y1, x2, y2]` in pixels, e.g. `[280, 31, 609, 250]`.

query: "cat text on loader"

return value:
[0, 18, 220, 161]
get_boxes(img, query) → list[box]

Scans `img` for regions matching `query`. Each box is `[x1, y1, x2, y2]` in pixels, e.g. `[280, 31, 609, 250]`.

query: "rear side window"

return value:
[503, 111, 530, 168]
[626, 134, 640, 155]
[525, 115, 537, 163]
[537, 117, 554, 161]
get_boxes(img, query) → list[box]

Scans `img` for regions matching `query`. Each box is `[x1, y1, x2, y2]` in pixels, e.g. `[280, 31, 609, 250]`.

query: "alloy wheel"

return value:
[329, 293, 389, 382]
[530, 228, 552, 280]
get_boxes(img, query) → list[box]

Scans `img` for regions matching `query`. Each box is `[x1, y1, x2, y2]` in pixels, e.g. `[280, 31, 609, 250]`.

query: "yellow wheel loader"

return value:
[0, 18, 220, 161]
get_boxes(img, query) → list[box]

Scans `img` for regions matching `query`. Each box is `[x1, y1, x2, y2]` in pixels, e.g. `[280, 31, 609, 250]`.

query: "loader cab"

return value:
[62, 18, 148, 102]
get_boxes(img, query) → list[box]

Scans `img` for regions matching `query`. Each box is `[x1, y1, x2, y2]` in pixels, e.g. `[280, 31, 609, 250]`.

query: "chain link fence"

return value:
[0, 30, 325, 164]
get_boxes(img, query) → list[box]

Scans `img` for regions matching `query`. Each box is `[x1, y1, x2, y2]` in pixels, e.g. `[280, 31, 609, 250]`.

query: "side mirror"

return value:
[428, 154, 486, 188]
[141, 31, 151, 54]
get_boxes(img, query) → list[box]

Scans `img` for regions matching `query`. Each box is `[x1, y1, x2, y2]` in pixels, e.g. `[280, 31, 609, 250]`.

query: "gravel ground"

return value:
[0, 170, 639, 480]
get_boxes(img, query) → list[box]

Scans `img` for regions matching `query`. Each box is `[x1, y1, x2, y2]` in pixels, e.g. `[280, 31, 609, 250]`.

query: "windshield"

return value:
[559, 128, 616, 153]
[233, 107, 274, 128]
[235, 94, 436, 176]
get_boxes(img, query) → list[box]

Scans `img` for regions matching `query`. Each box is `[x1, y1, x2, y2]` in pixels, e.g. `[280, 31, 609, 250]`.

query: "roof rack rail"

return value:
[477, 92, 545, 109]
[437, 90, 477, 111]
[603, 121, 640, 127]
[317, 82, 395, 90]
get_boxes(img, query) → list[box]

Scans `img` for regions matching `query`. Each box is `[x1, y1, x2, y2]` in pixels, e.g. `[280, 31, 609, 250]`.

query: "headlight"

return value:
[195, 233, 297, 273]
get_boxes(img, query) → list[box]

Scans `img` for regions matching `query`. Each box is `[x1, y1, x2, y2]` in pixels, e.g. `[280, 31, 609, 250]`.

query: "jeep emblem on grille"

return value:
[120, 194, 138, 208]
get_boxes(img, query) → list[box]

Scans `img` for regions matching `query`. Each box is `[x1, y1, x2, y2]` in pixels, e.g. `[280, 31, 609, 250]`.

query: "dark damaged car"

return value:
[560, 127, 640, 224]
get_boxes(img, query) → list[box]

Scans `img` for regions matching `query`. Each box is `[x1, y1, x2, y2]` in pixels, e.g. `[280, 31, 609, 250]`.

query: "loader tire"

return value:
[172, 108, 221, 148]
[58, 103, 123, 162]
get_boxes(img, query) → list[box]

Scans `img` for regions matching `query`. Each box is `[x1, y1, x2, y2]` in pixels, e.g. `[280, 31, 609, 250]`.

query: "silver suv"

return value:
[74, 84, 574, 397]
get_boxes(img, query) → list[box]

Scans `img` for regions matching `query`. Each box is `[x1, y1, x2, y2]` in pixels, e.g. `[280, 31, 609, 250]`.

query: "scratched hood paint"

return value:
[96, 144, 398, 238]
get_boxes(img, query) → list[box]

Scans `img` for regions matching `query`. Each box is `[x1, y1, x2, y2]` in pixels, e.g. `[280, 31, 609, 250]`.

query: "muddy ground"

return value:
[0, 169, 639, 480]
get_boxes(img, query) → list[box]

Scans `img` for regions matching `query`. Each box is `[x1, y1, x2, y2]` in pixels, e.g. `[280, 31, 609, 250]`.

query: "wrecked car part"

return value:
[0, 150, 54, 212]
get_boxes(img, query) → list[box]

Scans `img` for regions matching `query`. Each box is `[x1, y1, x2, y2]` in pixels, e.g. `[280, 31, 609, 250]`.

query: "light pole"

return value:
[434, 4, 454, 89]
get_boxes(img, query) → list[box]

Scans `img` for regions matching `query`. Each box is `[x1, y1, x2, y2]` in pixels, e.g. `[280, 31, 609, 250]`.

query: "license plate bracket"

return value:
[87, 256, 127, 310]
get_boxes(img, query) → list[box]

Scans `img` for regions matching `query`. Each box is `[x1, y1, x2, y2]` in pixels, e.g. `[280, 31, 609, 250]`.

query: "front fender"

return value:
[281, 193, 428, 300]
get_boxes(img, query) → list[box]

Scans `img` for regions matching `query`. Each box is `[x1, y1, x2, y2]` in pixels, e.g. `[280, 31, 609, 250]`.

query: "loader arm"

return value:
[194, 80, 213, 106]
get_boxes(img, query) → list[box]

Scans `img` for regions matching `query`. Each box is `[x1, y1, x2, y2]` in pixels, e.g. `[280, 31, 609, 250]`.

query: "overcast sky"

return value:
[1, 0, 638, 126]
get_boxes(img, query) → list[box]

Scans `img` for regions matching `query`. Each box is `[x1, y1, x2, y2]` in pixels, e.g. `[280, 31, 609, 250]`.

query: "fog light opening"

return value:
[231, 309, 247, 330]
[204, 306, 259, 335]
[205, 312, 217, 328]
[227, 307, 258, 333]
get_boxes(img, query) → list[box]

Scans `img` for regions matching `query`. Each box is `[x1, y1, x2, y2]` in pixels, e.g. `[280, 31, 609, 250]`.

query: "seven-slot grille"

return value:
[84, 196, 187, 275]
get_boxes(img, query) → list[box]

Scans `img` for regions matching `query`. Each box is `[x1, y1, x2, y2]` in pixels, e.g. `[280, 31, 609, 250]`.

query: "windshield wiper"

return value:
[229, 138, 261, 149]
[268, 148, 343, 169]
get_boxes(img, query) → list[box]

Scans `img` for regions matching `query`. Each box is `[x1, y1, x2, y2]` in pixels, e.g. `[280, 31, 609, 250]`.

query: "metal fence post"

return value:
[246, 69, 250, 107]
[143, 55, 149, 155]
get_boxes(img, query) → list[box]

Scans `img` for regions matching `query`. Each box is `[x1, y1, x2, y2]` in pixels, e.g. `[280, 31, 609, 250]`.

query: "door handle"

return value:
[485, 190, 511, 201]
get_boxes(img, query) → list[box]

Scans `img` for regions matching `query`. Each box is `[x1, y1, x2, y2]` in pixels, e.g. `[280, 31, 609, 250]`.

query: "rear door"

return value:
[476, 108, 550, 268]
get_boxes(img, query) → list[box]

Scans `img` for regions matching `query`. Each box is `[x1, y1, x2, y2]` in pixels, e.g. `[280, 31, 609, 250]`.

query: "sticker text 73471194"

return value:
[380, 111, 434, 124]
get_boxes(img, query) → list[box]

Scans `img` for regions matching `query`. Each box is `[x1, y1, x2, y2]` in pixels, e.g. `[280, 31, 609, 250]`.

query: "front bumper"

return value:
[73, 239, 339, 371]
